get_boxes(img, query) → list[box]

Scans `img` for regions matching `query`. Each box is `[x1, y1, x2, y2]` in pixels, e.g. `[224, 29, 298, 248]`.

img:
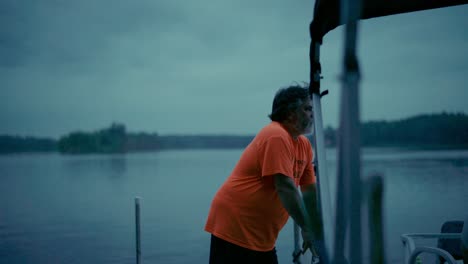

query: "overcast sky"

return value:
[1, 0, 467, 138]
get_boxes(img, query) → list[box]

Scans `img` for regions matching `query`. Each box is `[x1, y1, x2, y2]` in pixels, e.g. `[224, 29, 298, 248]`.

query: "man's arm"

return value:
[301, 184, 324, 241]
[302, 183, 329, 262]
[273, 174, 313, 239]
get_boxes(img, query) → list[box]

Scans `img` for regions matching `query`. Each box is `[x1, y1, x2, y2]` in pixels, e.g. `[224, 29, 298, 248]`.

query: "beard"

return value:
[300, 120, 313, 135]
[304, 123, 313, 134]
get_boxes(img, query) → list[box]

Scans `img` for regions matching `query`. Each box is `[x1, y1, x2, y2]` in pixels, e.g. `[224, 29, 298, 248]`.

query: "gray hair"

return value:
[268, 85, 309, 122]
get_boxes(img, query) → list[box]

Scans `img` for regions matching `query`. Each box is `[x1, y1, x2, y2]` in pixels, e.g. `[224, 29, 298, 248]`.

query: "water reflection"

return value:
[60, 154, 127, 178]
[1, 149, 466, 264]
[107, 156, 127, 178]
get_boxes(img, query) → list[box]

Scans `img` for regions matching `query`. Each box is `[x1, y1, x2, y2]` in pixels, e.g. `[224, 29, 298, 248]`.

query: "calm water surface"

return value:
[0, 148, 467, 263]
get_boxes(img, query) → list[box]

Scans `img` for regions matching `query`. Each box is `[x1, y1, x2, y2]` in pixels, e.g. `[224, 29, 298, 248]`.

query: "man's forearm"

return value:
[302, 184, 324, 240]
[274, 174, 312, 232]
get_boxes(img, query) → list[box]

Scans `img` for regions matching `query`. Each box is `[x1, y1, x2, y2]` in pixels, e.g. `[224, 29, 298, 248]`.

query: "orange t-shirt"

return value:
[204, 121, 316, 251]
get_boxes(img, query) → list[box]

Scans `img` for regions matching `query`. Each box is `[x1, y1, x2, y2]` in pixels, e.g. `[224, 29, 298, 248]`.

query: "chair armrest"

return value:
[401, 233, 461, 264]
[408, 246, 458, 264]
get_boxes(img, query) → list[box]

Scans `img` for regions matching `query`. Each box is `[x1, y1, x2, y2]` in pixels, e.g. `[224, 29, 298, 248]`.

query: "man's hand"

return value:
[302, 235, 328, 264]
[274, 175, 326, 261]
[301, 228, 319, 257]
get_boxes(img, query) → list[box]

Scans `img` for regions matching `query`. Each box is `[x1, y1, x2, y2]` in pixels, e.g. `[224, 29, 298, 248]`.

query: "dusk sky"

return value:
[1, 0, 467, 138]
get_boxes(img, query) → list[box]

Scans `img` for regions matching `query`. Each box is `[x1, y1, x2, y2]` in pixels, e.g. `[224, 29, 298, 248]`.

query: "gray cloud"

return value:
[1, 1, 467, 138]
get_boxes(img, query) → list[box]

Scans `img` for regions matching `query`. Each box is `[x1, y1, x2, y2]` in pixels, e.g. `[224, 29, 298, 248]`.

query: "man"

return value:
[205, 85, 325, 264]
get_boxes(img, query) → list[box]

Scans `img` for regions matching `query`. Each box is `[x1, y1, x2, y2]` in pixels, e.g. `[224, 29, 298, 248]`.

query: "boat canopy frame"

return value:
[303, 0, 468, 263]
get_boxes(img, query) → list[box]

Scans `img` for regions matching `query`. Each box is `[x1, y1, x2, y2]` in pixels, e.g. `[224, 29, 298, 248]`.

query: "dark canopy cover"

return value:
[311, 0, 468, 42]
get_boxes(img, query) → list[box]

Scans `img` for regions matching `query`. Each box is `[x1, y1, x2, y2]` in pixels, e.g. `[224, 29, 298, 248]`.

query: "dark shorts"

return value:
[209, 235, 278, 264]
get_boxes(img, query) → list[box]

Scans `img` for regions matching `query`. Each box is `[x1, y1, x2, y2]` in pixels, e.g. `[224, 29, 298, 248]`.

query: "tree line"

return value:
[57, 124, 254, 153]
[57, 123, 127, 154]
[1, 112, 467, 154]
[0, 136, 56, 154]
[323, 112, 468, 148]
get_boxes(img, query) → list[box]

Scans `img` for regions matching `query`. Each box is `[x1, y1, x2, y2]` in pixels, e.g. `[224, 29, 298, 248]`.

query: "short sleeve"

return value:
[260, 136, 294, 178]
[299, 160, 316, 186]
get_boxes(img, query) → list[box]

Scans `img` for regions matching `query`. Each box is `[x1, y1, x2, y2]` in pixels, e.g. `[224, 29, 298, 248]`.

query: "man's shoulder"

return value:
[298, 135, 312, 144]
[260, 121, 288, 135]
[257, 122, 290, 139]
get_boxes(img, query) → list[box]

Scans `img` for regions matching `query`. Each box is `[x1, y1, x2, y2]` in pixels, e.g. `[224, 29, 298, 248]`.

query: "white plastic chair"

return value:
[401, 233, 462, 264]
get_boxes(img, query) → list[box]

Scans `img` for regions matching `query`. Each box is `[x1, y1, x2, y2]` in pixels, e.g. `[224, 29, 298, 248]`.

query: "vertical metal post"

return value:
[311, 42, 333, 262]
[335, 0, 363, 262]
[135, 197, 141, 264]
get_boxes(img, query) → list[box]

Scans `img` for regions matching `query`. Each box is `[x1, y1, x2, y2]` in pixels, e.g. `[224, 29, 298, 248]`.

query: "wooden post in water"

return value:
[367, 175, 385, 264]
[135, 197, 141, 264]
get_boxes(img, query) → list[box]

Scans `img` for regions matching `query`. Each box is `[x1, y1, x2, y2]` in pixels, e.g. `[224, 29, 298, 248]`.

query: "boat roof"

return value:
[310, 0, 468, 42]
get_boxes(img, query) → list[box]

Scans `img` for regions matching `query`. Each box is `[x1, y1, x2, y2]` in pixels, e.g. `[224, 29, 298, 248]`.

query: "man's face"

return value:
[294, 98, 313, 135]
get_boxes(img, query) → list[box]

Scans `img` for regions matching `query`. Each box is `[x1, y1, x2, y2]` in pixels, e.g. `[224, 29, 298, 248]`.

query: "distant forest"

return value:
[1, 112, 468, 154]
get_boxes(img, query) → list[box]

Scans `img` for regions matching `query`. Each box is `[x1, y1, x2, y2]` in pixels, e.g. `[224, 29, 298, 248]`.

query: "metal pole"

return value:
[135, 197, 141, 264]
[332, 129, 349, 264]
[310, 52, 334, 261]
[335, 0, 363, 262]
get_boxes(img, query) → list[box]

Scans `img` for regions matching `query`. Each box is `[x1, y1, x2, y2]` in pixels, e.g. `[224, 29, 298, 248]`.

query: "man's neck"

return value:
[279, 121, 300, 140]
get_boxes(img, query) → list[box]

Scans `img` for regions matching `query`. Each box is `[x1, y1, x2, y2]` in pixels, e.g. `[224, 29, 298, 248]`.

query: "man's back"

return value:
[205, 121, 314, 251]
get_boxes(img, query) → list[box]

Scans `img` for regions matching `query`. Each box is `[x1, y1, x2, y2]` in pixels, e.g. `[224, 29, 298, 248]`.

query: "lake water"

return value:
[0, 148, 467, 264]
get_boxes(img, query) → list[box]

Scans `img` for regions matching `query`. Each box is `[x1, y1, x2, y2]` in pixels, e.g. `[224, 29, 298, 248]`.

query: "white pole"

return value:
[309, 41, 333, 263]
[311, 86, 334, 261]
